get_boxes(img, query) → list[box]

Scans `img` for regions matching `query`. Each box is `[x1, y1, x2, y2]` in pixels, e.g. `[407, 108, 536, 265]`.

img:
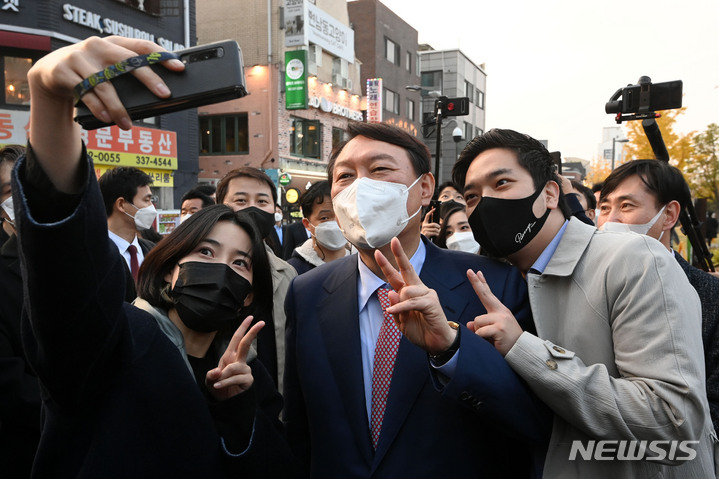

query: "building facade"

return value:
[418, 46, 486, 185]
[197, 0, 363, 218]
[0, 0, 198, 209]
[348, 0, 421, 137]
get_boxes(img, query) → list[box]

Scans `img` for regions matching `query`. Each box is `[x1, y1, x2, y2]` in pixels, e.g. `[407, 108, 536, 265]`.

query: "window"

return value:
[332, 127, 348, 150]
[290, 117, 321, 159]
[416, 54, 421, 77]
[464, 123, 473, 143]
[199, 114, 249, 154]
[4, 56, 32, 105]
[406, 98, 415, 121]
[384, 88, 399, 114]
[420, 71, 442, 97]
[476, 127, 484, 137]
[465, 81, 474, 103]
[405, 51, 411, 72]
[476, 89, 485, 109]
[385, 38, 400, 65]
[113, 0, 161, 15]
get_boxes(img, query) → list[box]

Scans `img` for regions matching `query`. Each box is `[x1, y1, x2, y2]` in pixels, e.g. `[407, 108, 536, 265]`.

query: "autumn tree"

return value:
[684, 123, 719, 209]
[622, 107, 694, 171]
[586, 154, 612, 186]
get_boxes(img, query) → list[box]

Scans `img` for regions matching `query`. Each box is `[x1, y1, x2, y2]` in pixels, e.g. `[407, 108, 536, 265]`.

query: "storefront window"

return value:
[4, 56, 32, 105]
[291, 117, 321, 159]
[199, 114, 249, 154]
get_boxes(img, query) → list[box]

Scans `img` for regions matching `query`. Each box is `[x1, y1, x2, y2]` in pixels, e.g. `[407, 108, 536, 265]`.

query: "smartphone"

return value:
[429, 199, 441, 224]
[550, 151, 562, 175]
[74, 40, 247, 130]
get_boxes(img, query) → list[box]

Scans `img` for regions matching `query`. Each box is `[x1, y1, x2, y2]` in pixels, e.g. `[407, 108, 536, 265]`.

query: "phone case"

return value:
[74, 40, 247, 130]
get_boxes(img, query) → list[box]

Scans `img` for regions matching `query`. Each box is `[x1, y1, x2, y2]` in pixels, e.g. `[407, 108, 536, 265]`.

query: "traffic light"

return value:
[437, 96, 470, 118]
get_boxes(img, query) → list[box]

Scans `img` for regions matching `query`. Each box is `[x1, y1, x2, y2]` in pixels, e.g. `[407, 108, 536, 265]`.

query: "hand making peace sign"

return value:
[206, 316, 265, 401]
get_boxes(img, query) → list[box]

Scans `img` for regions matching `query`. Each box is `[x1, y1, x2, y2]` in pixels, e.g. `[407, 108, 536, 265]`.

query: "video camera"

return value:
[605, 76, 682, 123]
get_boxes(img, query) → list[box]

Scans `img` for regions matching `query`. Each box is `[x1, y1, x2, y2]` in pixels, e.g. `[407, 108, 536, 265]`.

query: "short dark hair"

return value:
[193, 184, 216, 197]
[435, 181, 461, 201]
[181, 188, 215, 208]
[436, 200, 467, 248]
[591, 182, 604, 194]
[137, 204, 273, 325]
[571, 180, 597, 210]
[600, 160, 691, 212]
[299, 180, 331, 219]
[328, 122, 431, 181]
[215, 167, 277, 205]
[98, 167, 153, 217]
[452, 128, 571, 218]
[0, 144, 24, 168]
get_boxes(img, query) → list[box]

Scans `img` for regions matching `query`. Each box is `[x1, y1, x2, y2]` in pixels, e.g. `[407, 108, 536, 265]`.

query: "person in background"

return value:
[706, 211, 718, 247]
[193, 183, 217, 202]
[180, 187, 214, 223]
[0, 144, 41, 479]
[597, 158, 719, 432]
[452, 128, 716, 478]
[435, 200, 479, 254]
[98, 166, 156, 302]
[216, 167, 297, 391]
[569, 180, 597, 222]
[420, 181, 466, 240]
[287, 180, 349, 275]
[15, 34, 294, 479]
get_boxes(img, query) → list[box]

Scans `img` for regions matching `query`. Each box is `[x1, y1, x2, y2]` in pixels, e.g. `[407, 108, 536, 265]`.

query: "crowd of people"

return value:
[2, 35, 719, 478]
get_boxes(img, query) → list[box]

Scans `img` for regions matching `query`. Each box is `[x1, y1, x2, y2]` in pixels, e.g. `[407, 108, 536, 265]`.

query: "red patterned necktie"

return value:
[370, 286, 402, 450]
[127, 244, 139, 282]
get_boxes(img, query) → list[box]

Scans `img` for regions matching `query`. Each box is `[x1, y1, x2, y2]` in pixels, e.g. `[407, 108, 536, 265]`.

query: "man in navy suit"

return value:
[283, 122, 551, 478]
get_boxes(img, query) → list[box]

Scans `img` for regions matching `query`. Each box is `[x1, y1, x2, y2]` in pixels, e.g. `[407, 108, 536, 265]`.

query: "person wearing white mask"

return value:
[283, 122, 550, 478]
[180, 188, 214, 224]
[287, 180, 349, 275]
[597, 159, 719, 432]
[436, 200, 480, 254]
[98, 166, 157, 302]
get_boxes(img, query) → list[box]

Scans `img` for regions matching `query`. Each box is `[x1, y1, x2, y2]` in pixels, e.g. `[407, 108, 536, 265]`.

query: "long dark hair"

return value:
[137, 204, 273, 324]
[436, 200, 467, 249]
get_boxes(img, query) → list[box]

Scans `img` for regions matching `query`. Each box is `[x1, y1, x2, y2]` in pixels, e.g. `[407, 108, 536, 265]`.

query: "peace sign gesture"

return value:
[466, 270, 523, 356]
[206, 316, 265, 401]
[374, 237, 457, 355]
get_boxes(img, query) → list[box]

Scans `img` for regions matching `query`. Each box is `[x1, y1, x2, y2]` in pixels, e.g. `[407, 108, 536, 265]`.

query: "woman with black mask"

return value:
[13, 36, 294, 478]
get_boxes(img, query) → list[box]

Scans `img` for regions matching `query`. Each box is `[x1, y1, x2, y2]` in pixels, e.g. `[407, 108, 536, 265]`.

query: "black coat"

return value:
[13, 150, 295, 479]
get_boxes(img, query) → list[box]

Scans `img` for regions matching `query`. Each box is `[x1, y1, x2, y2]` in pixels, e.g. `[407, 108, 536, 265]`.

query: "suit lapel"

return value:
[316, 258, 374, 464]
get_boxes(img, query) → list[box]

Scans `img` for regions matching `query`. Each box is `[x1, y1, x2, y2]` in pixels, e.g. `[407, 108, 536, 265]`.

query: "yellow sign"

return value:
[88, 149, 177, 170]
[94, 164, 174, 187]
[285, 188, 300, 204]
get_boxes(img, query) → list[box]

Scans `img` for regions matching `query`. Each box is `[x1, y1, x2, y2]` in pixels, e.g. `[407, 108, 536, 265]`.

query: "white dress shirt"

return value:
[108, 230, 144, 271]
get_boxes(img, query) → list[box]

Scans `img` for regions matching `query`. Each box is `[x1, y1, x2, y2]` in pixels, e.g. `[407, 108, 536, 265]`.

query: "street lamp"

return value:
[611, 137, 629, 170]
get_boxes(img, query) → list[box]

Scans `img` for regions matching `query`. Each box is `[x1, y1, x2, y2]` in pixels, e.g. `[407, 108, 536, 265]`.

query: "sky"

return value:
[377, 0, 719, 161]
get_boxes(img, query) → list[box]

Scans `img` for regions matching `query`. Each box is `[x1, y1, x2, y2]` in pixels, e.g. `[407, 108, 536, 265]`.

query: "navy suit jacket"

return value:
[284, 239, 551, 478]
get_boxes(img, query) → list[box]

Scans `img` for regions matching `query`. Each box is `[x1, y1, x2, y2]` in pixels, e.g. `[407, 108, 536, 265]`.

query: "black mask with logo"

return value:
[171, 261, 252, 333]
[467, 185, 550, 258]
[242, 206, 275, 240]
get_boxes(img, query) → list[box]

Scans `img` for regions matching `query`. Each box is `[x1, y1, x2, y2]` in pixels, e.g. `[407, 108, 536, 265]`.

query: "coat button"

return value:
[552, 346, 566, 354]
[546, 359, 558, 370]
[460, 391, 470, 401]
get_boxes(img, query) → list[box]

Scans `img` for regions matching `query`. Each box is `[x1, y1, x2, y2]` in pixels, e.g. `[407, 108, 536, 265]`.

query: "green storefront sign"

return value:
[285, 50, 308, 110]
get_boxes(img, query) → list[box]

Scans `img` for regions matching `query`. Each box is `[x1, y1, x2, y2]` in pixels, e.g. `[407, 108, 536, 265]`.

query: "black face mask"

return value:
[170, 261, 252, 333]
[242, 206, 275, 240]
[467, 184, 550, 258]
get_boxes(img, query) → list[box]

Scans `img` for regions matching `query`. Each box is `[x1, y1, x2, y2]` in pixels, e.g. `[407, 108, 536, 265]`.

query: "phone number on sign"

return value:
[88, 149, 177, 170]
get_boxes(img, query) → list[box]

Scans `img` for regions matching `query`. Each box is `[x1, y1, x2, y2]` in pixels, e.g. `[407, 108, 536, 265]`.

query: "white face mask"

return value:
[310, 220, 347, 251]
[274, 212, 283, 223]
[125, 202, 157, 230]
[600, 205, 666, 238]
[446, 231, 480, 254]
[179, 213, 192, 224]
[333, 176, 423, 249]
[1, 196, 14, 223]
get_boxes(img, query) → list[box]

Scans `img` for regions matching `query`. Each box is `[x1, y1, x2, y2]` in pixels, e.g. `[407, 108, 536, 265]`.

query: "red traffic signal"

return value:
[437, 96, 470, 117]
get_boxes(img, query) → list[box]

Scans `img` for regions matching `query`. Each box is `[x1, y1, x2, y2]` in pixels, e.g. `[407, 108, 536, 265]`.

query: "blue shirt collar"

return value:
[529, 220, 569, 274]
